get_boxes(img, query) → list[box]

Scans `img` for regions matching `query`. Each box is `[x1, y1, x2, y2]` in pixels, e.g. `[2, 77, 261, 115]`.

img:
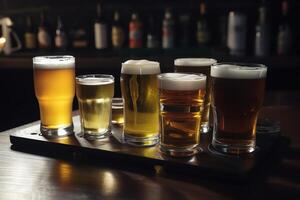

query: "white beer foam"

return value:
[211, 64, 267, 79]
[121, 59, 161, 75]
[174, 58, 217, 67]
[33, 56, 75, 69]
[77, 77, 114, 85]
[159, 73, 206, 91]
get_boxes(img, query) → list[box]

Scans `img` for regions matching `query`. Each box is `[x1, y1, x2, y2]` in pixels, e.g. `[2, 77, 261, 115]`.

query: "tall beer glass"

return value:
[33, 56, 75, 137]
[211, 63, 267, 155]
[76, 74, 114, 140]
[158, 73, 206, 157]
[174, 58, 217, 133]
[121, 60, 161, 146]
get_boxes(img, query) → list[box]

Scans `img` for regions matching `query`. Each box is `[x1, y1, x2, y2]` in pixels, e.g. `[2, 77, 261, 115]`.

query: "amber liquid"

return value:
[34, 67, 75, 129]
[159, 88, 205, 149]
[175, 65, 212, 131]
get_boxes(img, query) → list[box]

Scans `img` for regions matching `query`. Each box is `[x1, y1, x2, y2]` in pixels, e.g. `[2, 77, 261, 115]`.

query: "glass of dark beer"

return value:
[211, 63, 267, 155]
[158, 73, 206, 157]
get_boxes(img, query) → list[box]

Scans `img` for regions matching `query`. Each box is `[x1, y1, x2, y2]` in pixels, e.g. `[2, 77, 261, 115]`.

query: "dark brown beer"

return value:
[211, 64, 267, 154]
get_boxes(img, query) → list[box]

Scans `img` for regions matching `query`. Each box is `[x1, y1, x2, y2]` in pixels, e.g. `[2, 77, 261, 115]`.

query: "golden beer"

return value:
[121, 60, 160, 146]
[33, 56, 75, 137]
[76, 75, 114, 140]
[112, 98, 124, 125]
[174, 58, 217, 133]
[211, 63, 267, 155]
[158, 73, 206, 157]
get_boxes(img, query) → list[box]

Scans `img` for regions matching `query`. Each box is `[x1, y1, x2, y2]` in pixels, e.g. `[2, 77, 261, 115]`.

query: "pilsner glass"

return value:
[211, 63, 267, 155]
[174, 58, 217, 134]
[121, 60, 161, 146]
[76, 74, 114, 140]
[158, 73, 206, 157]
[33, 55, 75, 137]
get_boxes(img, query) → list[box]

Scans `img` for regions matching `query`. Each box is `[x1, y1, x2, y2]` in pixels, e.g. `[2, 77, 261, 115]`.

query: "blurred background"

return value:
[0, 0, 299, 131]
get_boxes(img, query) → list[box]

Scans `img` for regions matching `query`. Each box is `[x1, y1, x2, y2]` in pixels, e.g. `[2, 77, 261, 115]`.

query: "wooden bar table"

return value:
[0, 91, 299, 199]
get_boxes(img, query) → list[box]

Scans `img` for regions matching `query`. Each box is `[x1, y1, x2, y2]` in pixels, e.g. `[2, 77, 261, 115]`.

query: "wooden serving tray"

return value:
[9, 115, 286, 182]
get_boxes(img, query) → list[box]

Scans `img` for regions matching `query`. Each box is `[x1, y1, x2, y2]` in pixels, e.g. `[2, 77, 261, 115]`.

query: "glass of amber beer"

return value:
[33, 56, 75, 137]
[76, 74, 114, 140]
[175, 58, 217, 134]
[121, 60, 161, 146]
[158, 73, 206, 157]
[211, 63, 267, 155]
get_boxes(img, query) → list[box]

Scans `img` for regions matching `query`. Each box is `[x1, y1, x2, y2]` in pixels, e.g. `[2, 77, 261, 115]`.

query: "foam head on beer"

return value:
[33, 55, 75, 69]
[76, 76, 114, 85]
[211, 64, 267, 79]
[121, 59, 160, 74]
[174, 58, 217, 67]
[158, 73, 206, 91]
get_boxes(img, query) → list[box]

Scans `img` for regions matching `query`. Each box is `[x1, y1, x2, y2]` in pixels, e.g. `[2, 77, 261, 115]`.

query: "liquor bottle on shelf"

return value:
[55, 16, 68, 50]
[162, 8, 175, 49]
[227, 11, 247, 56]
[277, 0, 292, 55]
[179, 14, 191, 48]
[37, 12, 52, 50]
[24, 16, 37, 50]
[196, 1, 210, 46]
[111, 11, 125, 49]
[94, 2, 108, 49]
[146, 16, 159, 48]
[255, 0, 270, 57]
[129, 12, 143, 48]
[70, 23, 88, 49]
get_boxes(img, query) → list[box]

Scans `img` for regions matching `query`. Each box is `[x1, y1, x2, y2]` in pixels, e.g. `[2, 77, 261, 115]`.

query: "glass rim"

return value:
[211, 62, 267, 79]
[33, 55, 75, 63]
[76, 74, 115, 83]
[174, 58, 217, 67]
[212, 62, 267, 69]
[158, 72, 207, 80]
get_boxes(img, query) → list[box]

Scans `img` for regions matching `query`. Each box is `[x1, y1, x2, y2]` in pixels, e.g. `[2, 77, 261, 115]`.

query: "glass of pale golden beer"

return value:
[121, 60, 161, 146]
[174, 58, 217, 134]
[158, 73, 206, 157]
[33, 56, 75, 137]
[211, 63, 267, 155]
[76, 74, 114, 140]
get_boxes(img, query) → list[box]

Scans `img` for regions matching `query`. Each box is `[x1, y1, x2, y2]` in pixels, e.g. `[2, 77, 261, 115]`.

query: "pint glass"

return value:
[33, 56, 75, 137]
[211, 63, 267, 154]
[76, 74, 114, 140]
[174, 58, 217, 133]
[158, 73, 206, 157]
[121, 60, 161, 146]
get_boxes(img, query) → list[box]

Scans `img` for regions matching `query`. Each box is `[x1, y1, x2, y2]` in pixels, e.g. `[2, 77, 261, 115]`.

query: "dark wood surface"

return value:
[1, 92, 300, 199]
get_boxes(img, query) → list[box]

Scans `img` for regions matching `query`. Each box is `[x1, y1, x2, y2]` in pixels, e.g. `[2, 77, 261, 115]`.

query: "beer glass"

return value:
[174, 58, 217, 133]
[121, 60, 161, 146]
[211, 63, 267, 154]
[33, 55, 75, 137]
[76, 74, 114, 140]
[158, 73, 206, 157]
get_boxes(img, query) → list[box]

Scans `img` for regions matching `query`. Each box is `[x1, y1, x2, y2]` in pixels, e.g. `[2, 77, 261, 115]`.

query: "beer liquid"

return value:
[34, 68, 75, 129]
[76, 80, 114, 135]
[121, 74, 159, 138]
[159, 89, 204, 148]
[212, 77, 265, 149]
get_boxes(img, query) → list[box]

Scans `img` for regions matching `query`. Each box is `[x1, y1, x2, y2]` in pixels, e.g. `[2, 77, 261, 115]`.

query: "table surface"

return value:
[1, 91, 300, 200]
